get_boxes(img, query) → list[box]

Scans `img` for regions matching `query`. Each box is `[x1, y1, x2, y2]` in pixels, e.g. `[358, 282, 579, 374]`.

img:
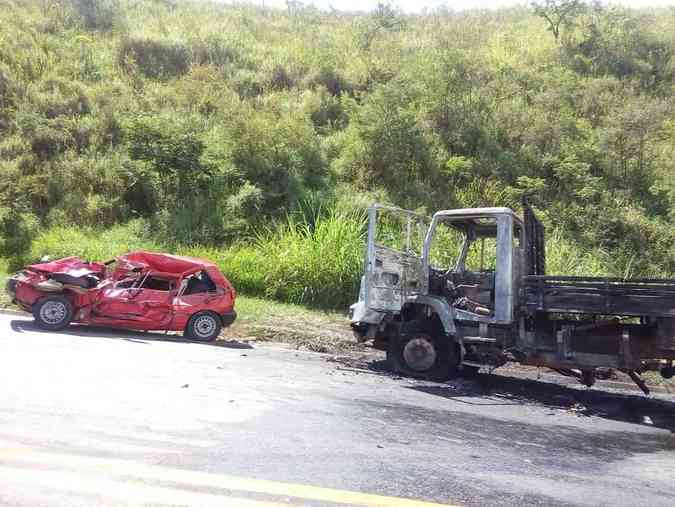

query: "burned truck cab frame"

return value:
[422, 208, 521, 325]
[350, 203, 675, 390]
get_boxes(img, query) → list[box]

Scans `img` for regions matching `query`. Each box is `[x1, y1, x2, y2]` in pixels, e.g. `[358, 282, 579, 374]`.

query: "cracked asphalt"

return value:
[0, 313, 673, 506]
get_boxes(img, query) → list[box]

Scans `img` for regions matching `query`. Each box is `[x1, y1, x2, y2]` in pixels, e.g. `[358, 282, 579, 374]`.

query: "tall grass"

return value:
[26, 219, 160, 267]
[544, 229, 612, 277]
[184, 208, 367, 309]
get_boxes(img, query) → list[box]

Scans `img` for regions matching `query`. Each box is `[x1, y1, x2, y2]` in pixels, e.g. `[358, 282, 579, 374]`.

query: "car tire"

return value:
[32, 295, 74, 331]
[185, 311, 222, 342]
[387, 321, 459, 382]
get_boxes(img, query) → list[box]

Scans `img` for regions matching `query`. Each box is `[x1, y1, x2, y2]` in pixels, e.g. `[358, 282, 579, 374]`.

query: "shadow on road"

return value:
[8, 319, 254, 349]
[405, 373, 675, 433]
[346, 358, 675, 432]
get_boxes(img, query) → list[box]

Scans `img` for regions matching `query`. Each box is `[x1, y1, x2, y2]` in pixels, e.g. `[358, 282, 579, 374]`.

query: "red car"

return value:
[5, 251, 236, 341]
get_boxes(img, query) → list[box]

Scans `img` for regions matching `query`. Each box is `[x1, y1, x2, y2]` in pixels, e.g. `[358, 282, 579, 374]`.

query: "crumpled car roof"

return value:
[116, 251, 228, 287]
[26, 251, 229, 289]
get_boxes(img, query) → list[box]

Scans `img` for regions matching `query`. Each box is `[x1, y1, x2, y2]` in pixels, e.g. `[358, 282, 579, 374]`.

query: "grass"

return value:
[182, 208, 367, 310]
[225, 295, 360, 354]
[0, 258, 12, 309]
[0, 273, 10, 309]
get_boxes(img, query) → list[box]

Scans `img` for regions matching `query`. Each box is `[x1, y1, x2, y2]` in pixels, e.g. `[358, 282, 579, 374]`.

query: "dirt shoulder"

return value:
[221, 296, 364, 354]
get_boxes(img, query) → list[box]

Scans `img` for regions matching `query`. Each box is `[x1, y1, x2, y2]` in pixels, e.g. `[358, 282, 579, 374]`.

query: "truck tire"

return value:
[185, 311, 222, 342]
[32, 295, 73, 331]
[387, 321, 459, 382]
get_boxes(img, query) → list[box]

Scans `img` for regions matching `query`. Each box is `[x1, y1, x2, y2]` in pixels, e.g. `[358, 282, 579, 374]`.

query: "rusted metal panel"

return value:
[523, 276, 675, 317]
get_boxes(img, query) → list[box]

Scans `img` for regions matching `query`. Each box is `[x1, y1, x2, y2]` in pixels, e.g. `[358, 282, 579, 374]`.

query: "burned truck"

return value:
[349, 203, 675, 393]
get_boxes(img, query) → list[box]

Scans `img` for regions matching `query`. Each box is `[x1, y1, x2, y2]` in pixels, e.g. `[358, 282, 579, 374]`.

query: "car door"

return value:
[93, 275, 174, 328]
[362, 205, 429, 312]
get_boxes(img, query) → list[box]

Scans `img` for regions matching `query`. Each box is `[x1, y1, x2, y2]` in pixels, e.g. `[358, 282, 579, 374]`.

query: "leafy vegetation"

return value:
[0, 0, 673, 309]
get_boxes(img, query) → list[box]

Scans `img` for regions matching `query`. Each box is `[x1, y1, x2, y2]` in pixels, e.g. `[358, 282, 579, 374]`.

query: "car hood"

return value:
[27, 257, 106, 277]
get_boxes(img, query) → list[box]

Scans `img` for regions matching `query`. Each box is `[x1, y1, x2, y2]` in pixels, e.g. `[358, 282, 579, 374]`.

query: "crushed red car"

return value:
[5, 251, 236, 341]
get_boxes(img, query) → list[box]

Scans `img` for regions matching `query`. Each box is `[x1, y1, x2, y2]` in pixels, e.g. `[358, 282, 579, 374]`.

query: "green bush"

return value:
[32, 76, 91, 119]
[71, 0, 122, 32]
[254, 209, 367, 308]
[182, 208, 367, 309]
[118, 38, 190, 79]
[0, 208, 39, 260]
[28, 220, 159, 263]
[306, 66, 353, 96]
[190, 37, 240, 67]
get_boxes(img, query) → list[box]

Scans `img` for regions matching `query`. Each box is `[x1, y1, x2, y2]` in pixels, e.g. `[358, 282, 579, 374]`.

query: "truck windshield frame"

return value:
[422, 209, 518, 324]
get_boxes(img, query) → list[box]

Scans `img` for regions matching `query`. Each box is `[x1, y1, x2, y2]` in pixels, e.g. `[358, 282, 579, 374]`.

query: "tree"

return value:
[357, 2, 406, 50]
[532, 0, 585, 41]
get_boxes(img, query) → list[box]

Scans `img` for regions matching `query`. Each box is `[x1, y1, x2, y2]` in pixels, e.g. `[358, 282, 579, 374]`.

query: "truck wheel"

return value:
[32, 295, 73, 331]
[185, 311, 222, 342]
[387, 322, 458, 382]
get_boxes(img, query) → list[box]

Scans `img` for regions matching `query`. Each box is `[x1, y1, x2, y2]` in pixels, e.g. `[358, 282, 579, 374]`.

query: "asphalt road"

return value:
[0, 313, 673, 507]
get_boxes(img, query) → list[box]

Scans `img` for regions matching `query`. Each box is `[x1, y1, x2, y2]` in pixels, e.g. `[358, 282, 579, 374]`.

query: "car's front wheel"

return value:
[33, 295, 73, 331]
[185, 311, 222, 342]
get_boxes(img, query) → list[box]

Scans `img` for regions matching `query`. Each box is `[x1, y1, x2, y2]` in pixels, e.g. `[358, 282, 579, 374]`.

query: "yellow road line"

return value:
[0, 465, 287, 507]
[1, 448, 458, 506]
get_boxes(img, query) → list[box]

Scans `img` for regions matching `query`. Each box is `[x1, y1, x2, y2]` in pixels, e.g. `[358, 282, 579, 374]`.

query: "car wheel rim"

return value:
[194, 315, 217, 338]
[40, 301, 67, 325]
[403, 337, 437, 372]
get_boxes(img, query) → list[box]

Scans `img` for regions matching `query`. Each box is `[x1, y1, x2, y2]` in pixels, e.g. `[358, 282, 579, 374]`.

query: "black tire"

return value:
[387, 321, 459, 382]
[185, 311, 222, 342]
[32, 295, 73, 331]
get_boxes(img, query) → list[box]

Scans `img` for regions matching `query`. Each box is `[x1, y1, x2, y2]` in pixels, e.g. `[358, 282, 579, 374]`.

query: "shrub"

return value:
[306, 66, 353, 96]
[28, 219, 159, 263]
[71, 0, 122, 32]
[268, 64, 294, 91]
[0, 65, 17, 132]
[118, 38, 190, 79]
[28, 123, 71, 160]
[190, 37, 239, 67]
[221, 107, 328, 217]
[32, 77, 91, 118]
[0, 208, 39, 259]
[231, 69, 264, 98]
[254, 209, 367, 308]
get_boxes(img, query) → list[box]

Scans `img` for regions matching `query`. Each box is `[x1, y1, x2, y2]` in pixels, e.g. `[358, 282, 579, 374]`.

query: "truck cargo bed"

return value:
[523, 275, 675, 318]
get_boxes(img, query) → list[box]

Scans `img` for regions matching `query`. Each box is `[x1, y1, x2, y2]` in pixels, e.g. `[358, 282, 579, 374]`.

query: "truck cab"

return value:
[350, 203, 675, 389]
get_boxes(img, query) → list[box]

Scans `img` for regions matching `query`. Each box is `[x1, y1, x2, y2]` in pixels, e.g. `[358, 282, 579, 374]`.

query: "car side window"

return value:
[141, 276, 173, 291]
[184, 271, 216, 295]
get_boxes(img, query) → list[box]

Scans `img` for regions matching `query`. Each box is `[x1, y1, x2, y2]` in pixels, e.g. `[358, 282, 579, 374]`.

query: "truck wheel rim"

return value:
[403, 337, 436, 372]
[194, 315, 217, 338]
[40, 301, 67, 325]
